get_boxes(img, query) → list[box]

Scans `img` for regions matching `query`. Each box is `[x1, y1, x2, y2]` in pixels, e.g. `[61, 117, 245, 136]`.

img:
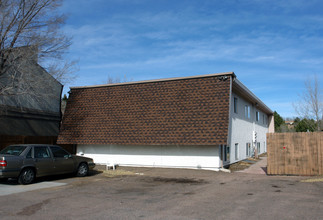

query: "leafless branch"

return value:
[294, 75, 323, 131]
[0, 0, 76, 91]
[106, 74, 132, 84]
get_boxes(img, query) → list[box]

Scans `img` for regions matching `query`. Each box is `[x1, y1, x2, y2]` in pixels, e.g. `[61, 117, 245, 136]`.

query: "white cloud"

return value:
[59, 0, 323, 118]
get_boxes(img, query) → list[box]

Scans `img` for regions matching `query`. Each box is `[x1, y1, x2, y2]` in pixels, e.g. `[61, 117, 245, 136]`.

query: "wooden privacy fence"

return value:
[267, 132, 323, 175]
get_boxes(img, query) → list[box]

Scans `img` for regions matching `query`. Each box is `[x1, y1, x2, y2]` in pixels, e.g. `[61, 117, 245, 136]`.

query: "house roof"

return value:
[0, 46, 62, 113]
[70, 72, 234, 90]
[57, 72, 233, 145]
[0, 46, 62, 136]
[57, 72, 273, 146]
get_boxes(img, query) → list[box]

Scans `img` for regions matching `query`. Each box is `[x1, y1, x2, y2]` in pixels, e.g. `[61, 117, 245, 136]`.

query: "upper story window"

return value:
[245, 105, 250, 119]
[234, 97, 238, 113]
[256, 111, 259, 121]
[263, 114, 265, 124]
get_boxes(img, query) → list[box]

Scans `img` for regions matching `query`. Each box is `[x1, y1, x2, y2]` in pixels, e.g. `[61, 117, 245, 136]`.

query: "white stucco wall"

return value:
[77, 144, 221, 170]
[227, 92, 269, 164]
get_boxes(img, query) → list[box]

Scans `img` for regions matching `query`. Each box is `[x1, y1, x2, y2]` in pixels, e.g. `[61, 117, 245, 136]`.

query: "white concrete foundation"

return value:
[77, 144, 221, 170]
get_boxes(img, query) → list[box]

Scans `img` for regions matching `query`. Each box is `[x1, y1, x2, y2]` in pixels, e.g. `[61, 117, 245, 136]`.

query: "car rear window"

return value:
[0, 146, 27, 156]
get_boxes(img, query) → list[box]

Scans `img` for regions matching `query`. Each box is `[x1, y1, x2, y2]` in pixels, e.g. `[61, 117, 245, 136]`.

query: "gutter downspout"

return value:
[223, 73, 236, 169]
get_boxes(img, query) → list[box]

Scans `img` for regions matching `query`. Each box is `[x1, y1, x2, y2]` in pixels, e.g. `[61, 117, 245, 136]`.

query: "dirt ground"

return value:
[0, 165, 322, 220]
[228, 153, 267, 172]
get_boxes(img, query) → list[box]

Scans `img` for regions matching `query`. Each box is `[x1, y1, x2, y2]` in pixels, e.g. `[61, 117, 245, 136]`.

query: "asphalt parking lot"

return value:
[0, 166, 322, 220]
[0, 181, 66, 196]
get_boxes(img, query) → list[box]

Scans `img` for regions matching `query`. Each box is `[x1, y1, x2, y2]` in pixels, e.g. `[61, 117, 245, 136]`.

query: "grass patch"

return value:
[259, 152, 267, 157]
[300, 178, 323, 183]
[228, 157, 261, 172]
[102, 169, 135, 178]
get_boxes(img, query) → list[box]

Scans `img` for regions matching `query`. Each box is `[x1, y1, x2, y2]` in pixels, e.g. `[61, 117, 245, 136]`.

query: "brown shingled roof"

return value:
[57, 73, 233, 145]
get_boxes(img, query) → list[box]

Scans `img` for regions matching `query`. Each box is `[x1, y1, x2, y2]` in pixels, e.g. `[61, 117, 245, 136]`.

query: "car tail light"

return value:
[0, 160, 7, 167]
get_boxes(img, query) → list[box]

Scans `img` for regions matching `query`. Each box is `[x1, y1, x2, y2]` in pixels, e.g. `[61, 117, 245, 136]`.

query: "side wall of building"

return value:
[76, 144, 221, 170]
[227, 92, 269, 165]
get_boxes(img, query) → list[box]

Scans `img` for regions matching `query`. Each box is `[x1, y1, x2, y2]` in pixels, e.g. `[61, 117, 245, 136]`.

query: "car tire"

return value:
[76, 163, 88, 177]
[18, 168, 35, 185]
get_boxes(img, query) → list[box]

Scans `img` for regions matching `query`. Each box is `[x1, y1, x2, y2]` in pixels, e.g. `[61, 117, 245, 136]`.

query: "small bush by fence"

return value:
[267, 132, 323, 175]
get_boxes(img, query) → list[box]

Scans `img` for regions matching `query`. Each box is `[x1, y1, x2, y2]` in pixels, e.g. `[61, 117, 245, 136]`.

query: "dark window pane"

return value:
[34, 147, 50, 158]
[234, 97, 238, 113]
[26, 148, 32, 158]
[50, 146, 69, 158]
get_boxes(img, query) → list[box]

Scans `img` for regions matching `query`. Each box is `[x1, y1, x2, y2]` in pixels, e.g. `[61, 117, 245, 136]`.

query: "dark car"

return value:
[0, 144, 95, 184]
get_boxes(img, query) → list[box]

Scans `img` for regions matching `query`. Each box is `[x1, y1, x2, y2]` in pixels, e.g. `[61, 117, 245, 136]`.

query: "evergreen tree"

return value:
[274, 111, 284, 132]
[295, 118, 316, 132]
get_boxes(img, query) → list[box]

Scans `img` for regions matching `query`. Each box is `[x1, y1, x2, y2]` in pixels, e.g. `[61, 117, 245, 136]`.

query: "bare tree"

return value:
[294, 75, 323, 131]
[106, 74, 132, 84]
[0, 0, 75, 92]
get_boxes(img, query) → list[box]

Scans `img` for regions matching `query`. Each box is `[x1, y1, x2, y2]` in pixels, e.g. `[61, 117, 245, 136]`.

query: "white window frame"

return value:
[235, 143, 239, 160]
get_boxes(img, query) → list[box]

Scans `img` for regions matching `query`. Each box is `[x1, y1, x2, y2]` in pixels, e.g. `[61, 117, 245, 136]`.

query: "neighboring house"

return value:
[0, 47, 62, 148]
[57, 72, 274, 170]
[285, 120, 295, 130]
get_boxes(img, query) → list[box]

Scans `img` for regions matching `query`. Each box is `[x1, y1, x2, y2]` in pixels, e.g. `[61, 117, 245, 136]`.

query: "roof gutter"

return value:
[232, 78, 273, 115]
[70, 72, 235, 90]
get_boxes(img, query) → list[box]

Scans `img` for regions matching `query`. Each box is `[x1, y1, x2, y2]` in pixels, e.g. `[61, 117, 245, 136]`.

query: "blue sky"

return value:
[60, 0, 323, 118]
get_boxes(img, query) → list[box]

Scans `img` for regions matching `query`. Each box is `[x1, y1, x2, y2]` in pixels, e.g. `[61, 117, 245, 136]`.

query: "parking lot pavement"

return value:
[0, 168, 322, 220]
[0, 181, 66, 196]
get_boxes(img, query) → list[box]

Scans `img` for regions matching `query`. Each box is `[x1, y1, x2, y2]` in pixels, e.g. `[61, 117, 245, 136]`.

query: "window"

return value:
[257, 142, 261, 154]
[256, 111, 259, 121]
[245, 105, 250, 119]
[263, 114, 265, 124]
[26, 148, 32, 158]
[264, 141, 266, 152]
[235, 143, 239, 160]
[50, 146, 70, 158]
[246, 143, 251, 156]
[34, 147, 50, 158]
[234, 97, 238, 113]
[0, 145, 27, 156]
[225, 146, 230, 162]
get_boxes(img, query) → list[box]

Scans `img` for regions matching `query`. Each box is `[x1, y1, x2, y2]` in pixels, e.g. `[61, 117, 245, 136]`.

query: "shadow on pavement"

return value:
[0, 170, 103, 185]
